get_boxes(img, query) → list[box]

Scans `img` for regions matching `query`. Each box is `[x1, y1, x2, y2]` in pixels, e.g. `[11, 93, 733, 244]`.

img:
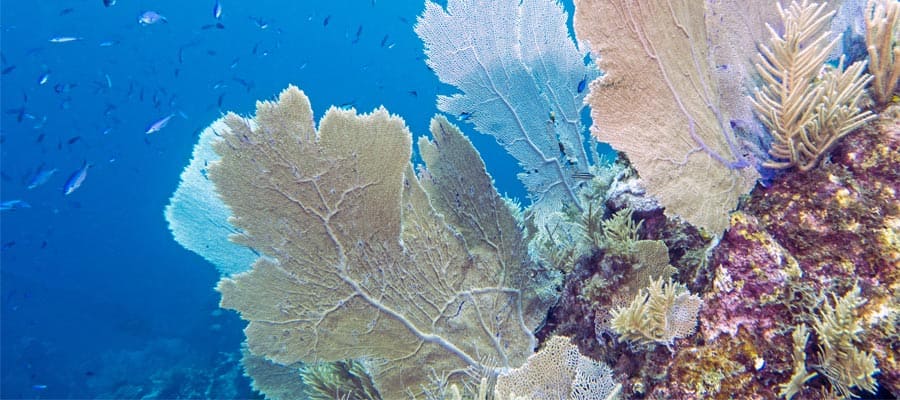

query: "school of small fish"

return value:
[0, 0, 419, 219]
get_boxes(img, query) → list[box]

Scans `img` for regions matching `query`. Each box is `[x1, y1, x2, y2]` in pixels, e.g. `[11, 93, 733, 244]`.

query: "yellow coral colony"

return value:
[752, 1, 875, 171]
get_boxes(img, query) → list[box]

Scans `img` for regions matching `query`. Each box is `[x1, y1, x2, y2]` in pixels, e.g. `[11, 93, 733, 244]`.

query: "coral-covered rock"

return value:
[654, 109, 900, 399]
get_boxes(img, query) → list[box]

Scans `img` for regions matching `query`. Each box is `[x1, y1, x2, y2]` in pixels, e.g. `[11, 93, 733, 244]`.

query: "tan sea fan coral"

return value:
[573, 0, 760, 235]
[210, 86, 555, 398]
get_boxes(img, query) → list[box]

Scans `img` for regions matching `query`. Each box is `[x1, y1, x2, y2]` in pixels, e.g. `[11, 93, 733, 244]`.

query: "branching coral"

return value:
[778, 324, 818, 399]
[752, 0, 875, 171]
[811, 285, 879, 397]
[602, 208, 642, 258]
[865, 0, 900, 105]
[610, 277, 702, 348]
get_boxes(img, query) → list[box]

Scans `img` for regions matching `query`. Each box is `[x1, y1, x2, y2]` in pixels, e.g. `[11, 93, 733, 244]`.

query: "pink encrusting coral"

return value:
[654, 107, 900, 399]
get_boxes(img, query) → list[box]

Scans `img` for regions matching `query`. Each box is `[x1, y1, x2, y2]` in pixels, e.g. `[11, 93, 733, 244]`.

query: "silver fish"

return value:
[213, 0, 222, 19]
[49, 36, 81, 43]
[1, 200, 31, 211]
[63, 162, 90, 195]
[138, 11, 167, 25]
[145, 113, 175, 134]
[27, 167, 58, 189]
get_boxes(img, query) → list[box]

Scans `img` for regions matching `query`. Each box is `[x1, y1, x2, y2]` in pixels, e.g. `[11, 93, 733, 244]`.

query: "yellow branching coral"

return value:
[778, 324, 818, 400]
[866, 0, 900, 106]
[610, 277, 702, 348]
[811, 285, 879, 397]
[602, 208, 642, 258]
[752, 1, 875, 171]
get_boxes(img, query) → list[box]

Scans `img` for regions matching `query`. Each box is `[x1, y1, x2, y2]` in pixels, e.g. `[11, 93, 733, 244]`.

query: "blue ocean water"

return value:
[0, 1, 595, 398]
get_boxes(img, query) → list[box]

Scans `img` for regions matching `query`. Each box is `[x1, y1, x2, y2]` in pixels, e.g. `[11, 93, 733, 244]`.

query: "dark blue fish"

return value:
[103, 0, 116, 7]
[63, 162, 90, 195]
[577, 77, 587, 93]
[1, 65, 15, 75]
[351, 25, 363, 44]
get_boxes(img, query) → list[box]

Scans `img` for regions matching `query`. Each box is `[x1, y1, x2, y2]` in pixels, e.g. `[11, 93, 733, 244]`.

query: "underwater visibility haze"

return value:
[2, 0, 899, 399]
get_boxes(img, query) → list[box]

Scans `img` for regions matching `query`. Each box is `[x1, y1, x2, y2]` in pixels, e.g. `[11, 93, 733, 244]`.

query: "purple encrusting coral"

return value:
[543, 107, 898, 399]
[656, 107, 900, 399]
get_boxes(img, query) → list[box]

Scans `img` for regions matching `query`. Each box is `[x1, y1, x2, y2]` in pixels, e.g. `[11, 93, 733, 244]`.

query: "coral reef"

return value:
[651, 108, 900, 399]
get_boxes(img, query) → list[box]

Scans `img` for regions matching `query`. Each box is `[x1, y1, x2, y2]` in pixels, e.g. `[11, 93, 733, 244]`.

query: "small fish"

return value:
[38, 72, 50, 85]
[1, 65, 15, 75]
[63, 162, 90, 195]
[49, 36, 81, 43]
[67, 136, 81, 145]
[59, 8, 75, 15]
[103, 0, 116, 7]
[571, 171, 595, 180]
[351, 25, 363, 44]
[32, 385, 47, 391]
[249, 16, 268, 29]
[33, 116, 47, 129]
[380, 34, 389, 47]
[98, 40, 119, 47]
[201, 22, 225, 30]
[1, 200, 31, 211]
[28, 167, 58, 189]
[577, 77, 587, 93]
[145, 113, 175, 134]
[323, 15, 331, 27]
[138, 11, 167, 25]
[213, 0, 222, 19]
